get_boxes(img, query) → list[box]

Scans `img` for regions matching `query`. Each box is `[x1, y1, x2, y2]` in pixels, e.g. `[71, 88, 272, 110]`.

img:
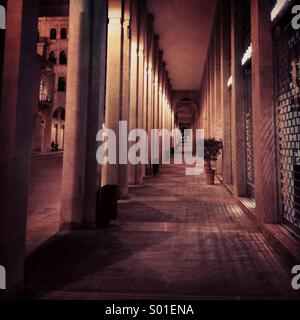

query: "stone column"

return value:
[162, 66, 167, 131]
[146, 16, 154, 176]
[100, 0, 123, 226]
[158, 50, 164, 130]
[84, 0, 107, 227]
[214, 6, 222, 140]
[60, 0, 92, 230]
[153, 36, 160, 131]
[207, 55, 211, 136]
[214, 5, 222, 175]
[152, 38, 160, 174]
[0, 0, 39, 298]
[220, 0, 232, 185]
[158, 52, 164, 165]
[210, 37, 216, 137]
[230, 0, 247, 196]
[135, 0, 145, 185]
[128, 0, 138, 185]
[251, 0, 279, 223]
[118, 0, 130, 200]
[142, 13, 148, 179]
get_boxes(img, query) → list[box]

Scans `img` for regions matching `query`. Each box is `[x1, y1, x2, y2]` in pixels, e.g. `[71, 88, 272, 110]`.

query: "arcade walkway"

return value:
[25, 159, 297, 300]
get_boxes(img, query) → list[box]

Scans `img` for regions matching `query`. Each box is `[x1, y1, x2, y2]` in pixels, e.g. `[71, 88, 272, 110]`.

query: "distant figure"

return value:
[51, 141, 59, 152]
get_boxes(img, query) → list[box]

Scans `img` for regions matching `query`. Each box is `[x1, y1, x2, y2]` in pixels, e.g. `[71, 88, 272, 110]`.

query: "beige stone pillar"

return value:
[158, 51, 164, 130]
[118, 0, 130, 200]
[128, 0, 139, 185]
[142, 13, 148, 179]
[214, 6, 222, 174]
[83, 0, 107, 227]
[220, 0, 232, 185]
[231, 0, 247, 196]
[251, 0, 279, 223]
[152, 38, 160, 174]
[162, 66, 167, 131]
[0, 0, 39, 298]
[210, 37, 216, 137]
[206, 56, 211, 136]
[100, 0, 123, 226]
[214, 6, 222, 140]
[158, 52, 164, 165]
[60, 0, 93, 230]
[135, 0, 145, 185]
[153, 36, 160, 131]
[146, 16, 154, 176]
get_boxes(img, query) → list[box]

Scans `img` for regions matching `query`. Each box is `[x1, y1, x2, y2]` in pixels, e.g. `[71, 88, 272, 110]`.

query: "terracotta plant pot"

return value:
[205, 169, 216, 185]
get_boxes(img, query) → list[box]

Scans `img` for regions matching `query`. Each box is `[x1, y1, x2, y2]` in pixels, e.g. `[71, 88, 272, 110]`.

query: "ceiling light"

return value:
[241, 44, 252, 66]
[271, 0, 291, 21]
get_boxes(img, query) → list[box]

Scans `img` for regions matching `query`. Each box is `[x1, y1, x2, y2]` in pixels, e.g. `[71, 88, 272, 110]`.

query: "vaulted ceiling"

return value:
[39, 0, 69, 17]
[148, 0, 217, 90]
[39, 0, 217, 91]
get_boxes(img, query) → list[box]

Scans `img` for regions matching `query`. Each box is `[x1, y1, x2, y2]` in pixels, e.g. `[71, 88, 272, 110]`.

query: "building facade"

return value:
[198, 0, 300, 234]
[37, 17, 69, 151]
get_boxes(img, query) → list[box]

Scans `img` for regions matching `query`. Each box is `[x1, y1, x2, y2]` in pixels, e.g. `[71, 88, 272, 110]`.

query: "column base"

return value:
[135, 164, 144, 185]
[146, 164, 153, 176]
[96, 185, 118, 228]
[153, 164, 159, 175]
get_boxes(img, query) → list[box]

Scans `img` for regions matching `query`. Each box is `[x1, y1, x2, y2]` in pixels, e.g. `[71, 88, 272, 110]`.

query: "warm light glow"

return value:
[241, 44, 252, 66]
[271, 0, 291, 21]
[227, 75, 232, 87]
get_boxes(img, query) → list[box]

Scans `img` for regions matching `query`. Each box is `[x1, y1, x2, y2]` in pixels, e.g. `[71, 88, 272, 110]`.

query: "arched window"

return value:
[61, 28, 67, 40]
[50, 28, 57, 40]
[59, 51, 67, 65]
[49, 51, 56, 64]
[58, 77, 66, 92]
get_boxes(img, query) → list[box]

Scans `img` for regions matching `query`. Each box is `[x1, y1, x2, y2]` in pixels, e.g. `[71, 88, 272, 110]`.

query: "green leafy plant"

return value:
[204, 138, 223, 171]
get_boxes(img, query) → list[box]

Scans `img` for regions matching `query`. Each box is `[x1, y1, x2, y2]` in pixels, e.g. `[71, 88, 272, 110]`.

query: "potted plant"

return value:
[204, 138, 223, 185]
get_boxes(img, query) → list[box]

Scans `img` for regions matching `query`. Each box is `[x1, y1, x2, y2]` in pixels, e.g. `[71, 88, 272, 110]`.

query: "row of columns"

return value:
[0, 0, 174, 297]
[198, 0, 278, 224]
[62, 0, 174, 227]
[61, 0, 174, 229]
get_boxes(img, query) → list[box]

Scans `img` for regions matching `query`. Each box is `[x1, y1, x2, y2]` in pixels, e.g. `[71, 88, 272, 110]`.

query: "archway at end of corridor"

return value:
[174, 94, 201, 156]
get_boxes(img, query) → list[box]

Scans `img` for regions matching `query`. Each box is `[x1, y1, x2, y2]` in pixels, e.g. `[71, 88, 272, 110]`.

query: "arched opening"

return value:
[60, 27, 67, 39]
[59, 50, 67, 65]
[175, 98, 198, 154]
[48, 51, 56, 64]
[50, 28, 56, 40]
[51, 107, 65, 151]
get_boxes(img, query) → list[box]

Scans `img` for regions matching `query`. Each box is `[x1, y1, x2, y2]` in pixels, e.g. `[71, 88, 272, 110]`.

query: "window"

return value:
[61, 28, 67, 40]
[59, 51, 67, 65]
[50, 28, 57, 40]
[39, 80, 45, 101]
[58, 77, 66, 92]
[49, 51, 56, 64]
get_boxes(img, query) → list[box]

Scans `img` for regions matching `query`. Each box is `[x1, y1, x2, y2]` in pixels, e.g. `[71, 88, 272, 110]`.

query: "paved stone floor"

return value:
[26, 154, 62, 254]
[25, 156, 300, 300]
